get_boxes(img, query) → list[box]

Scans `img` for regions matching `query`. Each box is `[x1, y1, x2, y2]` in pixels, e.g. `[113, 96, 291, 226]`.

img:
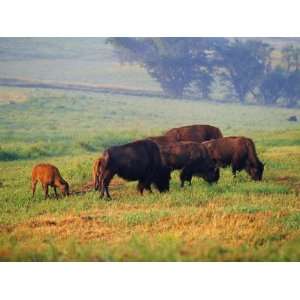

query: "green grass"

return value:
[0, 87, 300, 261]
[282, 213, 300, 230]
[0, 87, 299, 158]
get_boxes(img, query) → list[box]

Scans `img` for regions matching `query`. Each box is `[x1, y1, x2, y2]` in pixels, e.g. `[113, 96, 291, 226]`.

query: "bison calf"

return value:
[202, 137, 264, 181]
[97, 139, 171, 199]
[159, 141, 220, 187]
[32, 163, 70, 199]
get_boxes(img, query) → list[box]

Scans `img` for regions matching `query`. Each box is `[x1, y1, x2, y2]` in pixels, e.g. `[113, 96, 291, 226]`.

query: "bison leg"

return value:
[142, 176, 154, 194]
[180, 168, 192, 188]
[232, 168, 237, 177]
[94, 174, 100, 191]
[231, 158, 241, 178]
[104, 185, 111, 199]
[232, 153, 247, 178]
[137, 181, 145, 195]
[137, 181, 153, 195]
[100, 170, 114, 199]
[43, 184, 49, 199]
[53, 187, 58, 199]
[32, 180, 37, 198]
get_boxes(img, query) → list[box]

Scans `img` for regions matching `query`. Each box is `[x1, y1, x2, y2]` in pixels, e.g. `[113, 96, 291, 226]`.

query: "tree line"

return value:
[107, 38, 300, 107]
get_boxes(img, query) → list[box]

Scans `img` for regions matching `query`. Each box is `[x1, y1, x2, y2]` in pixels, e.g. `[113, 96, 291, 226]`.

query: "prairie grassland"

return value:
[0, 88, 300, 261]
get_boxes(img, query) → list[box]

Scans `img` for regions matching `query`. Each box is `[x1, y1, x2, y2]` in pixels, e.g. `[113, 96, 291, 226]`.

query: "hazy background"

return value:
[0, 37, 299, 92]
[0, 38, 160, 90]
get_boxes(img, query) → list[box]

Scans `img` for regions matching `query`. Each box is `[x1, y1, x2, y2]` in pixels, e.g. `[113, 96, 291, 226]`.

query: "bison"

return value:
[164, 124, 223, 143]
[31, 163, 69, 199]
[97, 139, 171, 199]
[202, 137, 264, 181]
[159, 141, 220, 187]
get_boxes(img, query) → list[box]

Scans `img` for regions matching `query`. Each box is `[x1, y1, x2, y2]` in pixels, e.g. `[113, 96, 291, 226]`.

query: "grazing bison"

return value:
[93, 157, 103, 191]
[159, 141, 220, 187]
[164, 124, 223, 143]
[97, 139, 171, 199]
[31, 163, 69, 199]
[202, 137, 264, 181]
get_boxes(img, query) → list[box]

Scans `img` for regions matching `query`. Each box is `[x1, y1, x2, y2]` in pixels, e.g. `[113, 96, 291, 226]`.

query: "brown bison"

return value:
[97, 139, 171, 199]
[31, 163, 69, 199]
[164, 124, 223, 143]
[93, 157, 103, 191]
[202, 137, 264, 181]
[159, 141, 220, 187]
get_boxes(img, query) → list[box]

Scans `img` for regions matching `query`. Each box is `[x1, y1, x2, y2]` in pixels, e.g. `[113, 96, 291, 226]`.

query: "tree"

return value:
[260, 68, 287, 105]
[282, 45, 300, 72]
[282, 45, 294, 71]
[283, 70, 300, 107]
[218, 39, 272, 104]
[107, 37, 226, 98]
[192, 69, 214, 99]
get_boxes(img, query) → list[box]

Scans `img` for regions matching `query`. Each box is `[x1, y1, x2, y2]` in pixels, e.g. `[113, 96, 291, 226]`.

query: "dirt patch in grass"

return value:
[70, 177, 126, 195]
[273, 175, 300, 194]
[276, 176, 293, 182]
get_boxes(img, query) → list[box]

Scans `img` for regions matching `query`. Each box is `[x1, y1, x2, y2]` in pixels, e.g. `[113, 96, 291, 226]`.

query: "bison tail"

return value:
[97, 151, 110, 188]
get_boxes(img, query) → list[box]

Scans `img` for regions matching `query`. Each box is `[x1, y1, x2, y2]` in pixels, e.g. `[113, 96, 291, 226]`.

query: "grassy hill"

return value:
[0, 87, 300, 160]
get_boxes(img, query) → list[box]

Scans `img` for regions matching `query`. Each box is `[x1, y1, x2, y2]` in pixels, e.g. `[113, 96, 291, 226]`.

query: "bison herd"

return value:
[31, 124, 264, 200]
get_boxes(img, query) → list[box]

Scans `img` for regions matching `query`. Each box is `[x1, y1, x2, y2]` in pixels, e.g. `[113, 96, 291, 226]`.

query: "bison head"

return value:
[202, 166, 220, 183]
[61, 181, 70, 196]
[247, 160, 264, 181]
[195, 158, 220, 184]
[153, 166, 171, 192]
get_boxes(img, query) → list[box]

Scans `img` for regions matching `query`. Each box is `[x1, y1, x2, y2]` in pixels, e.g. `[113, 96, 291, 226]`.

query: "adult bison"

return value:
[164, 124, 223, 143]
[159, 141, 220, 187]
[202, 137, 264, 181]
[97, 139, 171, 199]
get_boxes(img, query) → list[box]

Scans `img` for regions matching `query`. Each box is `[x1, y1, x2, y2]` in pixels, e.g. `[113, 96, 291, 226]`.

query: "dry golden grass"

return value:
[1, 190, 299, 261]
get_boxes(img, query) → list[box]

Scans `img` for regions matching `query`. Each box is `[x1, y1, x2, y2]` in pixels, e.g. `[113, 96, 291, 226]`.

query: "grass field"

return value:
[0, 87, 300, 261]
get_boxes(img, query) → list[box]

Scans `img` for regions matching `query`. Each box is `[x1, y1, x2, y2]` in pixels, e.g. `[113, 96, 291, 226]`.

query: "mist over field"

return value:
[0, 38, 160, 90]
[0, 38, 300, 261]
[1, 37, 300, 96]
